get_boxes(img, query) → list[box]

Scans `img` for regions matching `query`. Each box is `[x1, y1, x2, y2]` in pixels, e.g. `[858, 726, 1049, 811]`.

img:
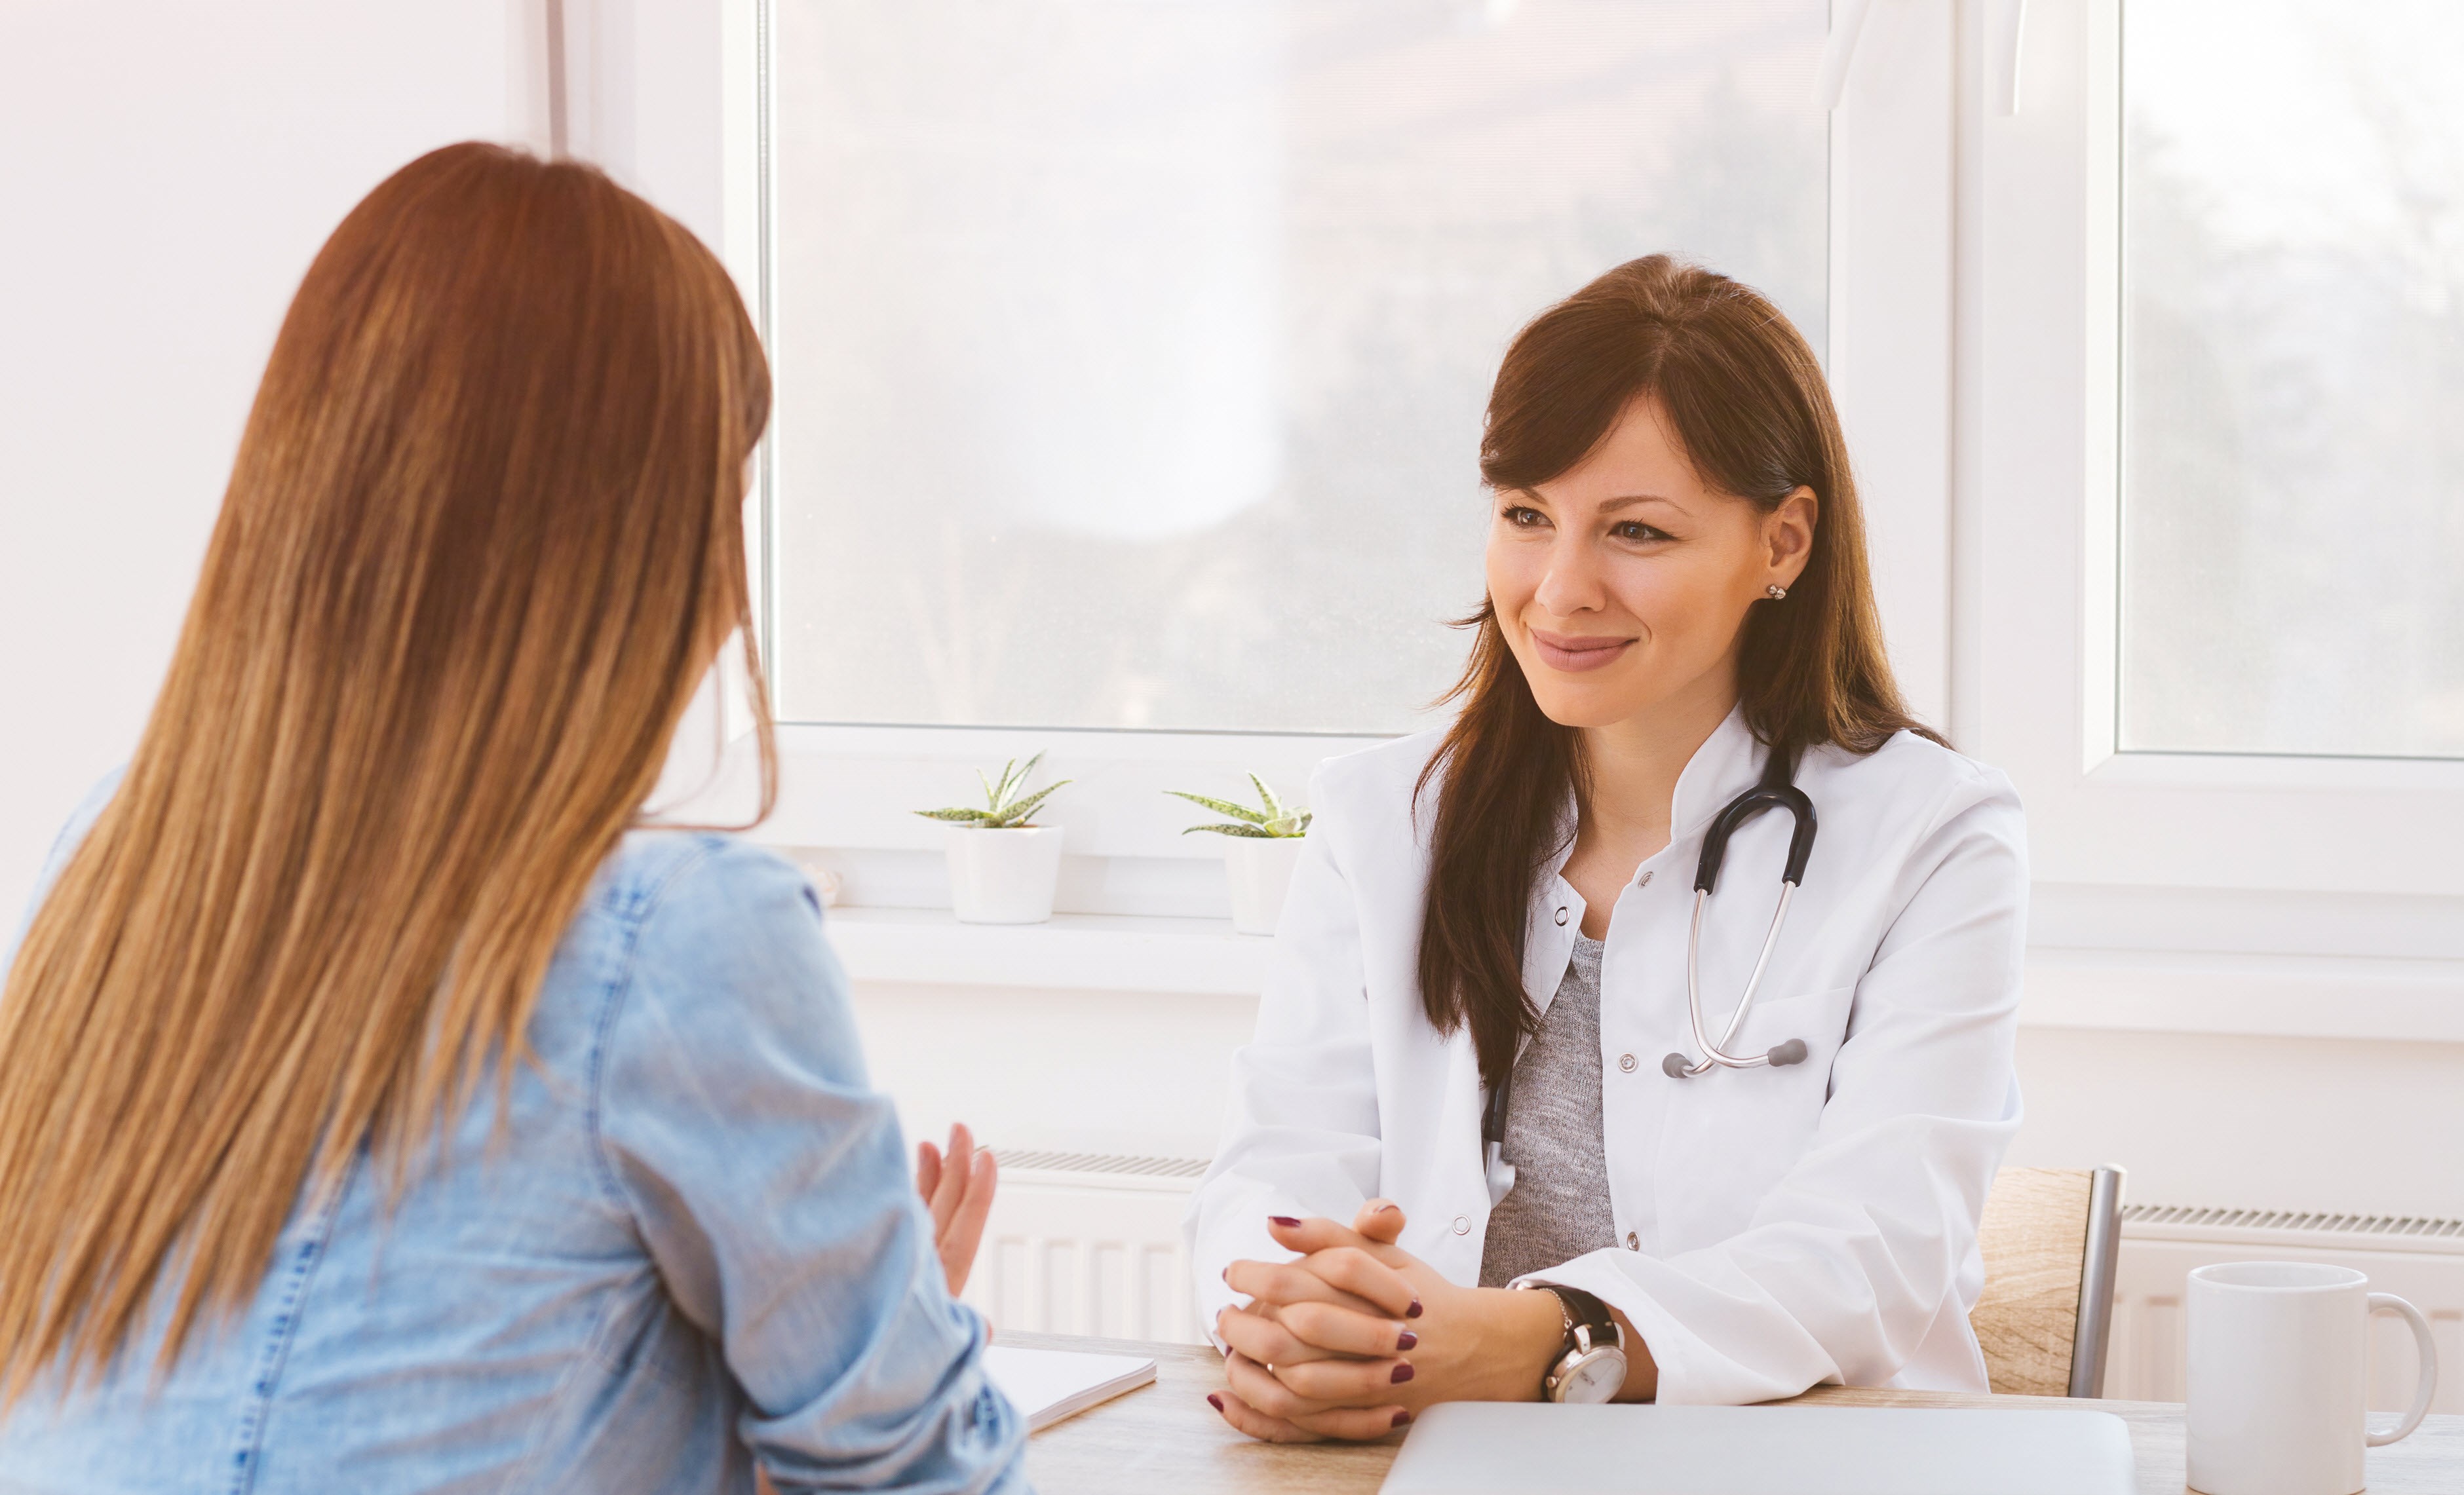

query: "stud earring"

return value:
[1765, 584, 1788, 601]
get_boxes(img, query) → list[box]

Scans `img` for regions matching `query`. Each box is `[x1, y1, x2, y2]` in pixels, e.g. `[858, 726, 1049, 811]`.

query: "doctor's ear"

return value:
[1761, 485, 1817, 591]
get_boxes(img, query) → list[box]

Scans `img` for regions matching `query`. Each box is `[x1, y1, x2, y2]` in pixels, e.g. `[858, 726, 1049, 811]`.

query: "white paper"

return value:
[983, 1344, 1157, 1433]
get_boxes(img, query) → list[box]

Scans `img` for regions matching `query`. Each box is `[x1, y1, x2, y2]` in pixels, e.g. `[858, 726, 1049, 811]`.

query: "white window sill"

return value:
[822, 905, 1271, 996]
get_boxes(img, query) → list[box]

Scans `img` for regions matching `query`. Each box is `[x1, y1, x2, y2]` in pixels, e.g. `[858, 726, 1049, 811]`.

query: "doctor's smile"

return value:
[1521, 627, 1636, 673]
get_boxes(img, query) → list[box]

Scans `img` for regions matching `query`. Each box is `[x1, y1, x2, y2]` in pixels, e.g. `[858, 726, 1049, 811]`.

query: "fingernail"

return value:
[1269, 1215, 1299, 1227]
[1397, 1331, 1418, 1352]
[1391, 1363, 1415, 1384]
[1392, 1409, 1414, 1428]
[1406, 1297, 1423, 1319]
[1221, 1267, 1230, 1281]
[1208, 1393, 1224, 1412]
[1376, 1203, 1400, 1214]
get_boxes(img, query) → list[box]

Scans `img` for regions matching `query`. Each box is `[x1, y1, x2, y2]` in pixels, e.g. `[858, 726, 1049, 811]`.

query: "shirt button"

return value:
[1627, 1232, 1640, 1251]
[1453, 1215, 1471, 1236]
[1553, 906, 1569, 926]
[1618, 1053, 1638, 1073]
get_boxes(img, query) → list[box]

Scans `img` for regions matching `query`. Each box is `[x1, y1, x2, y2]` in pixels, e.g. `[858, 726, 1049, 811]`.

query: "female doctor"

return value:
[1185, 255, 2026, 1441]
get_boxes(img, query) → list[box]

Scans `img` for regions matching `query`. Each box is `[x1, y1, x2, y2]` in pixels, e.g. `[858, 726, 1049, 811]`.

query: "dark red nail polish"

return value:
[1269, 1215, 1299, 1227]
[1392, 1409, 1414, 1428]
[1391, 1363, 1415, 1384]
[1406, 1298, 1423, 1319]
[1208, 1393, 1224, 1411]
[1397, 1331, 1418, 1351]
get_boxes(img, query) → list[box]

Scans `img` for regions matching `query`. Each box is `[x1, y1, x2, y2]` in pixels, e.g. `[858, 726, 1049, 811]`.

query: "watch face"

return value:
[1556, 1347, 1627, 1405]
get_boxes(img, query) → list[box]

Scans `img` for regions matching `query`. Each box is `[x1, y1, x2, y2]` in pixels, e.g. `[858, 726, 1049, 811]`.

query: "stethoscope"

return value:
[1662, 744, 1816, 1079]
[1482, 745, 1819, 1145]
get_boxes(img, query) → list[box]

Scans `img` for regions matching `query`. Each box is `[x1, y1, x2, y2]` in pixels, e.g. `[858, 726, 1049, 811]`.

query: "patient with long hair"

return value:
[0, 143, 1024, 1494]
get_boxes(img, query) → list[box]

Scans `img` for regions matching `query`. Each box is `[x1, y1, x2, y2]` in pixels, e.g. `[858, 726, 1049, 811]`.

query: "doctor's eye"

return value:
[1499, 504, 1549, 529]
[1609, 520, 1674, 543]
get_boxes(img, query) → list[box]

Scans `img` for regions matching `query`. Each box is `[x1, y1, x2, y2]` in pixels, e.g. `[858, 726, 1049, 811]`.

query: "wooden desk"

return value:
[1008, 1332, 2464, 1495]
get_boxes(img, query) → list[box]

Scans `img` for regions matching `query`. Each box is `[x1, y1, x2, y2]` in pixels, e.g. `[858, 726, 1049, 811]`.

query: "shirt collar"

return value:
[1667, 703, 1769, 846]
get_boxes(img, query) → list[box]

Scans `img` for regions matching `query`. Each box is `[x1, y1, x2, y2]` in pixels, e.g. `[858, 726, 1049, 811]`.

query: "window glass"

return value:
[769, 0, 1828, 732]
[2120, 0, 2464, 758]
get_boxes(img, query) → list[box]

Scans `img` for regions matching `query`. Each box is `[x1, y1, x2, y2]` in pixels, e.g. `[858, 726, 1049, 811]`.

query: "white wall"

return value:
[0, 0, 728, 923]
[0, 2, 528, 920]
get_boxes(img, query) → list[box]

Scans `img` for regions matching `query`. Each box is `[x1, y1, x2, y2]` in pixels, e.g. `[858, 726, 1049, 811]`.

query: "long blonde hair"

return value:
[0, 143, 775, 1399]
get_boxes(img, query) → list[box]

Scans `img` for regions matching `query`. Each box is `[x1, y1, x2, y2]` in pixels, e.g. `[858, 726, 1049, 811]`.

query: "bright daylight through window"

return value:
[2120, 0, 2464, 759]
[767, 0, 1828, 734]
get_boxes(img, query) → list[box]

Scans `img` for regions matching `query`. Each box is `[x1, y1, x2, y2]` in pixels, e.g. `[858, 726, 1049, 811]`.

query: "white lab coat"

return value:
[1184, 706, 2027, 1405]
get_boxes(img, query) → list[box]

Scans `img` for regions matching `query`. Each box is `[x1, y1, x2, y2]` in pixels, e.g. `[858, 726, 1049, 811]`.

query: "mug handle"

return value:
[2364, 1293, 2440, 1447]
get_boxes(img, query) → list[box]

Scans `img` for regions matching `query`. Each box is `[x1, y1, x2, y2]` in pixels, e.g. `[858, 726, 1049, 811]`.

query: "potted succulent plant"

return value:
[1167, 774, 1311, 936]
[916, 753, 1072, 924]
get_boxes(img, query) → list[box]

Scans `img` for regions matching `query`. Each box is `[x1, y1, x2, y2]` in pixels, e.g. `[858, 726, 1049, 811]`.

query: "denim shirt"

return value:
[0, 776, 1030, 1494]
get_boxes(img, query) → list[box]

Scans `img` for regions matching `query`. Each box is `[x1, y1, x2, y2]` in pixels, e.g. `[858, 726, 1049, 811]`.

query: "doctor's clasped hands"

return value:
[1214, 1200, 1660, 1441]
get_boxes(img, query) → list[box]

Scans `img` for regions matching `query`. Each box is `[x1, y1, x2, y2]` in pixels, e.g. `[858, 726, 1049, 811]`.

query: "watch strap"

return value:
[1542, 1285, 1619, 1352]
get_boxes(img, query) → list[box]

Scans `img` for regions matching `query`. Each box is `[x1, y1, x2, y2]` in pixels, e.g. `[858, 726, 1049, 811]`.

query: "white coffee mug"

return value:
[2186, 1261, 2439, 1495]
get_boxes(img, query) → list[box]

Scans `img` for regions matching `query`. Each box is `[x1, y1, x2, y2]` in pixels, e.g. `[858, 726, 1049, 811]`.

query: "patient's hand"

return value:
[1211, 1201, 1575, 1443]
[915, 1123, 998, 1295]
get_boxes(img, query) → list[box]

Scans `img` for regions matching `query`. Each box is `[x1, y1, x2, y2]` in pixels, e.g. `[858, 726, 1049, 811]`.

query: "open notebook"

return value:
[982, 1345, 1158, 1433]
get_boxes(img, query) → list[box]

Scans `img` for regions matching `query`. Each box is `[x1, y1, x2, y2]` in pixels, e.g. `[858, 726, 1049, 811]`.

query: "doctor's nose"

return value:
[1531, 540, 1611, 618]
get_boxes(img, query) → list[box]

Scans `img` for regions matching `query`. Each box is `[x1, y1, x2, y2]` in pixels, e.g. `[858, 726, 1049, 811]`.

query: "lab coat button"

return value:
[1627, 1232, 1640, 1251]
[1452, 1215, 1471, 1236]
[1553, 907, 1568, 926]
[1618, 1053, 1637, 1073]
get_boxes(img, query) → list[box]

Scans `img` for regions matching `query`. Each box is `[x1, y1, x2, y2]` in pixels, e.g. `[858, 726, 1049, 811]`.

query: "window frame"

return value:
[668, 0, 2464, 1037]
[1966, 0, 2464, 907]
[1958, 0, 2464, 1044]
[719, 0, 1964, 916]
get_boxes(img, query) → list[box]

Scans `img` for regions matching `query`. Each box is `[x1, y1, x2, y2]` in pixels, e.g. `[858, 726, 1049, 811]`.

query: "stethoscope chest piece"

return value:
[1663, 744, 1818, 1080]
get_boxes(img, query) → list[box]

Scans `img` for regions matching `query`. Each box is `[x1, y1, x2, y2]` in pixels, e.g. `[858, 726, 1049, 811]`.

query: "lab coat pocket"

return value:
[1655, 983, 1857, 1249]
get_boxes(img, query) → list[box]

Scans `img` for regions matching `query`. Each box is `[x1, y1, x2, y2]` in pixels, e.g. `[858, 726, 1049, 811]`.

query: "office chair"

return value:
[1971, 1165, 2128, 1397]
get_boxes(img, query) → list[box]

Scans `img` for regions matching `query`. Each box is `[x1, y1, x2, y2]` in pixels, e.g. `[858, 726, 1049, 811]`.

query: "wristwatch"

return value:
[1512, 1282, 1627, 1403]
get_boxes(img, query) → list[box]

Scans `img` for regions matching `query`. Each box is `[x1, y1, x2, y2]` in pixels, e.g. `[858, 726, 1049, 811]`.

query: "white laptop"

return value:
[1379, 1402, 2136, 1495]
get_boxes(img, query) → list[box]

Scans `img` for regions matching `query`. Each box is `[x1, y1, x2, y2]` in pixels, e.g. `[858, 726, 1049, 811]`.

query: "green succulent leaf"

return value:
[1165, 776, 1309, 837]
[1183, 822, 1277, 837]
[921, 751, 1066, 823]
[986, 778, 1070, 827]
[997, 752, 1046, 810]
[1165, 790, 1267, 823]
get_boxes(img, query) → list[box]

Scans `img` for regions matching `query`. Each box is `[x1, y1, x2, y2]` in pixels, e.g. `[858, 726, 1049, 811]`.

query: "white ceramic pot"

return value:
[943, 824, 1064, 924]
[1223, 834, 1306, 936]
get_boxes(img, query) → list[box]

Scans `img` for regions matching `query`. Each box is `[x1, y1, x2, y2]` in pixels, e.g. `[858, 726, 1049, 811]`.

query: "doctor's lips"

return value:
[1528, 626, 1637, 673]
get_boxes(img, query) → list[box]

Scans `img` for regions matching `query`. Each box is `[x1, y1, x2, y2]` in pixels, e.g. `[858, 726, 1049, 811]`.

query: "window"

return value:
[1967, 0, 2464, 1029]
[765, 0, 1834, 735]
[2119, 0, 2464, 760]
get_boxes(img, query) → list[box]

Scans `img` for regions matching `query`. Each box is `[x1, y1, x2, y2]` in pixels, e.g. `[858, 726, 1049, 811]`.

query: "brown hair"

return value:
[1417, 255, 1931, 1089]
[0, 143, 774, 1398]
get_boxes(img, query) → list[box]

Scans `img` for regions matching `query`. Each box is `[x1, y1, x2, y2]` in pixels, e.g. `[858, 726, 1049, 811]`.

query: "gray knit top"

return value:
[1478, 936, 1619, 1287]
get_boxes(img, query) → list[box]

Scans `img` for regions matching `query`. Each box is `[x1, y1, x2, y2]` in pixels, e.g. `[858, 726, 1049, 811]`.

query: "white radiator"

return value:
[2108, 1205, 2464, 1412]
[967, 1152, 1213, 1344]
[975, 1154, 2464, 1408]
